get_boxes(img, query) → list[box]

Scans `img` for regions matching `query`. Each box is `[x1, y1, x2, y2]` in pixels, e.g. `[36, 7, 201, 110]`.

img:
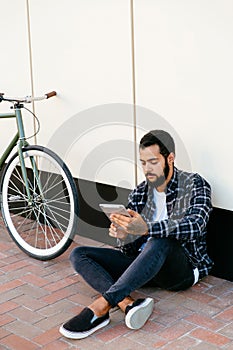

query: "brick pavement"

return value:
[0, 216, 233, 350]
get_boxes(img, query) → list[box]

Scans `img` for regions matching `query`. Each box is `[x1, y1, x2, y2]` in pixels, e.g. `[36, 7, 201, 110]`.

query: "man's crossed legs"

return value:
[59, 237, 195, 339]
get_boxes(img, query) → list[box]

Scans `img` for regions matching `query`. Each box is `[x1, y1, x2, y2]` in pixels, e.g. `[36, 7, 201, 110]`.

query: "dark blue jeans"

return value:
[70, 237, 195, 308]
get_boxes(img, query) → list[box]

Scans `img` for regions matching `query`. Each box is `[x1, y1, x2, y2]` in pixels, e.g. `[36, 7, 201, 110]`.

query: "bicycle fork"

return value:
[15, 107, 43, 205]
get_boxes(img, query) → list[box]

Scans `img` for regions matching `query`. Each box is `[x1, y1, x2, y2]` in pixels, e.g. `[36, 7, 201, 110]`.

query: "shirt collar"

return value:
[166, 166, 178, 194]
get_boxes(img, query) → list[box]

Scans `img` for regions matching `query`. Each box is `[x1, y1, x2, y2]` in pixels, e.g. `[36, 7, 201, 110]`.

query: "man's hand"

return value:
[110, 209, 148, 236]
[109, 223, 128, 240]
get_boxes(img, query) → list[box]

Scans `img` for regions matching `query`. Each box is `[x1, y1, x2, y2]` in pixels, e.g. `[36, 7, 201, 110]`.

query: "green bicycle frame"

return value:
[0, 107, 34, 201]
[0, 113, 19, 169]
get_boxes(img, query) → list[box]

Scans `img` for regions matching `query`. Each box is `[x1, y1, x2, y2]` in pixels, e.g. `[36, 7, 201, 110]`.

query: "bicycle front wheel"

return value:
[0, 145, 78, 260]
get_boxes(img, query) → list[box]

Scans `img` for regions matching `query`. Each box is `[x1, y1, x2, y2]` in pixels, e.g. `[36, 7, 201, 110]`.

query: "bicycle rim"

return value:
[1, 146, 78, 260]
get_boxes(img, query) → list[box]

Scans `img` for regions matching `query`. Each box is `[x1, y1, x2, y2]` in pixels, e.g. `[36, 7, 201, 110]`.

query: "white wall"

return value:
[0, 1, 32, 156]
[25, 0, 135, 189]
[0, 1, 232, 210]
[134, 0, 233, 209]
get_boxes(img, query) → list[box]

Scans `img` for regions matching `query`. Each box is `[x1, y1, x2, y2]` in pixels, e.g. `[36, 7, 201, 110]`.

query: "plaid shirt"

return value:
[127, 167, 213, 279]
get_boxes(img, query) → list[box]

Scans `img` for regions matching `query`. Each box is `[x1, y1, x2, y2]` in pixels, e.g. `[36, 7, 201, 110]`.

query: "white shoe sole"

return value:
[59, 318, 110, 339]
[125, 298, 154, 330]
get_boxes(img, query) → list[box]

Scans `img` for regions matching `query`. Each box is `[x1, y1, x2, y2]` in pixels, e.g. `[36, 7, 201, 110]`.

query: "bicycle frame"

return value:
[0, 114, 19, 169]
[0, 105, 36, 202]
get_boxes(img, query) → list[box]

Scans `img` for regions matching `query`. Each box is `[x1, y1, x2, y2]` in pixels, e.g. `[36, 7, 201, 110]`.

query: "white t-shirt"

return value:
[152, 189, 168, 222]
[139, 189, 167, 252]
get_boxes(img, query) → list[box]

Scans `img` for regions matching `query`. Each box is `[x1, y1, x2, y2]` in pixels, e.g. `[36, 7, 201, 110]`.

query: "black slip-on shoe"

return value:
[125, 297, 154, 330]
[59, 307, 110, 339]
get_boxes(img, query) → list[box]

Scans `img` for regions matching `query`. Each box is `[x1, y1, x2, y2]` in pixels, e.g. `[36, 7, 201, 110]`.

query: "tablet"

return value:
[99, 204, 131, 219]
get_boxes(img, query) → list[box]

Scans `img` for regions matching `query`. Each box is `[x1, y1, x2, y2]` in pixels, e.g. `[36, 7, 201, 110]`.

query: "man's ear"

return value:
[167, 152, 175, 166]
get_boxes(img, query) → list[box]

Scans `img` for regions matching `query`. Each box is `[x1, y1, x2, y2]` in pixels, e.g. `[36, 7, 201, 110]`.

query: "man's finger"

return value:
[127, 209, 137, 217]
[110, 214, 131, 223]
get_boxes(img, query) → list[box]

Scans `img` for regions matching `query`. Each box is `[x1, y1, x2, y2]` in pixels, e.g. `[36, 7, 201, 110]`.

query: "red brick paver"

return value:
[0, 218, 233, 349]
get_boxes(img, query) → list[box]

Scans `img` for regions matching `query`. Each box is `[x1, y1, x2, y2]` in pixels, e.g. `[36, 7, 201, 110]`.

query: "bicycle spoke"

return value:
[45, 203, 71, 217]
[41, 178, 69, 199]
[41, 171, 60, 194]
[45, 195, 70, 204]
[9, 207, 32, 216]
[40, 210, 64, 243]
[12, 209, 34, 233]
[35, 207, 64, 246]
[45, 210, 67, 232]
[32, 208, 50, 249]
[44, 203, 71, 223]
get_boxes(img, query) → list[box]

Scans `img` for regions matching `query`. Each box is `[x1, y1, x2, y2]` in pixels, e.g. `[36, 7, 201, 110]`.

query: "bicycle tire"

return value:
[0, 145, 78, 260]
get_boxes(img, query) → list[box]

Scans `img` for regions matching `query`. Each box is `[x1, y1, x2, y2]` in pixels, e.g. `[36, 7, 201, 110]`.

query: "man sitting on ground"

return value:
[60, 129, 213, 339]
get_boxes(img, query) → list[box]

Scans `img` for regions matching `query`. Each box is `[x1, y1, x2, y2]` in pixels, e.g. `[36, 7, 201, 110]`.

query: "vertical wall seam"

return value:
[130, 0, 138, 187]
[26, 0, 37, 144]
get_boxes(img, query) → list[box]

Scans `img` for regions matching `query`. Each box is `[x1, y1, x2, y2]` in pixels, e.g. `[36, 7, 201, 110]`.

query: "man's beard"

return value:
[146, 158, 170, 188]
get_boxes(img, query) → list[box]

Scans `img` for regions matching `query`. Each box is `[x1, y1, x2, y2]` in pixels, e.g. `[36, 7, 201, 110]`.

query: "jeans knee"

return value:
[69, 246, 86, 269]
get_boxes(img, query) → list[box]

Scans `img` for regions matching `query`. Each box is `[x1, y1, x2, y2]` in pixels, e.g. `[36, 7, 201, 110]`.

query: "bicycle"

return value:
[0, 91, 78, 260]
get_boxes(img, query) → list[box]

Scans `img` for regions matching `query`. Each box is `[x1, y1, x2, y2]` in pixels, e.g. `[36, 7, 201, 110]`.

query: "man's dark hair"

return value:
[139, 130, 175, 158]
